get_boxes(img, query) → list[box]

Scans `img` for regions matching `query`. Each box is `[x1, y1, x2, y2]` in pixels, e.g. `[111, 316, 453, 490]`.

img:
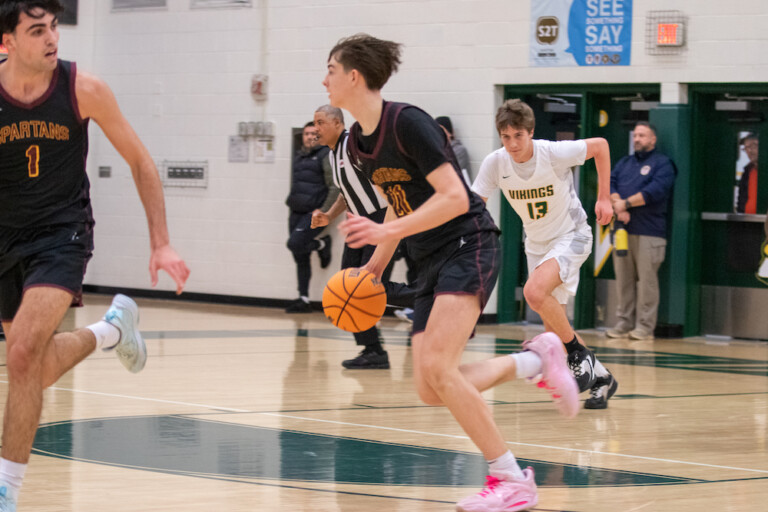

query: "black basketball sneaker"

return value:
[584, 372, 619, 409]
[342, 349, 390, 370]
[567, 347, 597, 393]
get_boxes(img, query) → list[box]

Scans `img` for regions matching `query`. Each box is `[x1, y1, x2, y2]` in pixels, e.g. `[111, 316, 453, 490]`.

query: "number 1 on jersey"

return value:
[26, 145, 40, 178]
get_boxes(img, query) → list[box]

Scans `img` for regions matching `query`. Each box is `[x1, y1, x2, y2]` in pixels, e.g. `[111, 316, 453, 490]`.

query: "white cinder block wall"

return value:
[69, 0, 768, 313]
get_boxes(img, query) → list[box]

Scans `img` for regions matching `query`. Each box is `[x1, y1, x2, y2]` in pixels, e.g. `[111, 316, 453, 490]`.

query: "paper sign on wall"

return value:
[254, 139, 275, 163]
[228, 136, 249, 163]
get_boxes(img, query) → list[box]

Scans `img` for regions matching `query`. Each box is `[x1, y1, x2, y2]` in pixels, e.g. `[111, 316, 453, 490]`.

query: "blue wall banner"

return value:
[531, 0, 632, 67]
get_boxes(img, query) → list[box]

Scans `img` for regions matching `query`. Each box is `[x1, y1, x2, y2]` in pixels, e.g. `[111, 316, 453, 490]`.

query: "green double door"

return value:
[688, 85, 768, 339]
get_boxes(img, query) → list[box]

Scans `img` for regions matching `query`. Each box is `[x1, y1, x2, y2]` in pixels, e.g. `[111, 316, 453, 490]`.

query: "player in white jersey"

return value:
[472, 99, 619, 409]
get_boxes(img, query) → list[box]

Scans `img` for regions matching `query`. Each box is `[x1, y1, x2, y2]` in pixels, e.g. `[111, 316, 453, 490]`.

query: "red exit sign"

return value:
[657, 23, 684, 46]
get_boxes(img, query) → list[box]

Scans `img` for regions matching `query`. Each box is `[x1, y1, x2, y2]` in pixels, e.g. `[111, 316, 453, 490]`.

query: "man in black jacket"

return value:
[285, 122, 338, 312]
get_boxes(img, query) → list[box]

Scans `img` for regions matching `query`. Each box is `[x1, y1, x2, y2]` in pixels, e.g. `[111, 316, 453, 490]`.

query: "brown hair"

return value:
[635, 121, 657, 136]
[495, 99, 535, 134]
[328, 33, 402, 91]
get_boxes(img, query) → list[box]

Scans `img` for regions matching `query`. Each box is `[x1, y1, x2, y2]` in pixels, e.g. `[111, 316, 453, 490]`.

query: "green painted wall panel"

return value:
[650, 105, 696, 335]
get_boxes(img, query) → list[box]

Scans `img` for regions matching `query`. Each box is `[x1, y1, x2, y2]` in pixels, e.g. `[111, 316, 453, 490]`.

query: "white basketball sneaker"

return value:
[102, 294, 147, 373]
[0, 483, 17, 512]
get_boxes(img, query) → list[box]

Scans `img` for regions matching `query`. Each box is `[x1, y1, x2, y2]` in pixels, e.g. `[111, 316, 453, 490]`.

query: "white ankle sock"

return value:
[299, 296, 310, 304]
[0, 458, 27, 493]
[316, 238, 326, 251]
[87, 320, 120, 350]
[488, 451, 524, 480]
[509, 351, 542, 379]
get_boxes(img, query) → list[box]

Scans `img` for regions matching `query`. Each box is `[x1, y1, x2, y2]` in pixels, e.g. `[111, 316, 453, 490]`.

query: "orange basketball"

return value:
[322, 268, 386, 333]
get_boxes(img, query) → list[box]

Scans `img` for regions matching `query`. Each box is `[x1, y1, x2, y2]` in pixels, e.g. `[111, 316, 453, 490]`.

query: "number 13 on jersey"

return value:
[526, 201, 548, 220]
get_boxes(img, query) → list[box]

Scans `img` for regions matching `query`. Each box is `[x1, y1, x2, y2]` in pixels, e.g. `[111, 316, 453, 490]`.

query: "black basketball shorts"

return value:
[411, 229, 500, 335]
[0, 223, 94, 321]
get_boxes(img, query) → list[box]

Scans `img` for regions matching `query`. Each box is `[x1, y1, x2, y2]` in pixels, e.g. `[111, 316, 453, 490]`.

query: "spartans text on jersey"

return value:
[0, 120, 71, 144]
[372, 167, 411, 186]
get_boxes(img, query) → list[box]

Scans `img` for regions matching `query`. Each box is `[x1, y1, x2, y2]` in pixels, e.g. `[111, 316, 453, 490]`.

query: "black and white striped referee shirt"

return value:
[329, 130, 388, 217]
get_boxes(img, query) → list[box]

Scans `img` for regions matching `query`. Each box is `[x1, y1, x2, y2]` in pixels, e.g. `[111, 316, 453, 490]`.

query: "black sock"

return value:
[564, 335, 582, 354]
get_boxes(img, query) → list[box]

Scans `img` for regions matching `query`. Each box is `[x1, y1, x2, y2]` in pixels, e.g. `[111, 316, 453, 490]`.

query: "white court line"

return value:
[16, 381, 768, 476]
[39, 383, 250, 413]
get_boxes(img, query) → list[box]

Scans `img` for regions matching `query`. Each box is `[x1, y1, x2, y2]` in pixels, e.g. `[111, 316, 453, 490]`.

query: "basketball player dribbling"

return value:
[0, 2, 189, 510]
[323, 33, 580, 512]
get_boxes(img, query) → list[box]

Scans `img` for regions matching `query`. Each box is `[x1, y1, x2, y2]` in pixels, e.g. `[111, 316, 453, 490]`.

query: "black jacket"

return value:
[286, 145, 330, 213]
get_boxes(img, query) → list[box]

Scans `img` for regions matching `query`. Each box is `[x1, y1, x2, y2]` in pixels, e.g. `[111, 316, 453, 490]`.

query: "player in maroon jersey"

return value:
[0, 2, 189, 509]
[324, 33, 579, 512]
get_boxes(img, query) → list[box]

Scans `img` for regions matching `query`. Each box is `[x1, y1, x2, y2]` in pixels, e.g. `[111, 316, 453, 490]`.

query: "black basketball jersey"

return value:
[348, 101, 498, 260]
[0, 60, 92, 230]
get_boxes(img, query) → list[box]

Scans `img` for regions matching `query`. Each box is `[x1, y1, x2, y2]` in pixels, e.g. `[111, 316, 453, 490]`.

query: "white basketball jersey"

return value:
[473, 139, 588, 243]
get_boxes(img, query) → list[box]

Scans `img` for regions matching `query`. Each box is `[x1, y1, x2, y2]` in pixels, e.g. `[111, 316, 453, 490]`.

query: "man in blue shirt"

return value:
[607, 122, 676, 341]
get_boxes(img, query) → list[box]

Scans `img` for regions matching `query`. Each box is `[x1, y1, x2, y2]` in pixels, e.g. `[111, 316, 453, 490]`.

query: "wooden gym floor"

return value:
[1, 294, 767, 511]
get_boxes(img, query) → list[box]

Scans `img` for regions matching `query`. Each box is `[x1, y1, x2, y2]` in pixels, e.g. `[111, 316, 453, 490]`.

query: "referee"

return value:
[311, 105, 414, 369]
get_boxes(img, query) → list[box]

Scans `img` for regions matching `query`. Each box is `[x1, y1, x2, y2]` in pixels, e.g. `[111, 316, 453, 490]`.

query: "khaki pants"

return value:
[612, 234, 667, 336]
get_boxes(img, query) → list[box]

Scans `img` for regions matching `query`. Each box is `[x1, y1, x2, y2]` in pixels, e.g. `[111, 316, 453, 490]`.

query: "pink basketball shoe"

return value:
[456, 468, 538, 512]
[522, 332, 580, 419]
